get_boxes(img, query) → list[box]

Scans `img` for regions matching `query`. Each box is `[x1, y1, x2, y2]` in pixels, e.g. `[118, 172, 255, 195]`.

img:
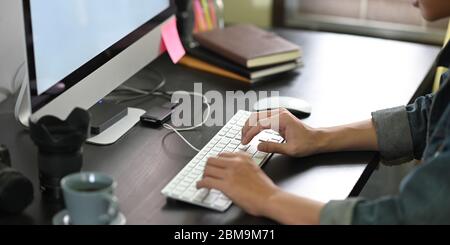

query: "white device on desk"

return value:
[254, 96, 312, 118]
[162, 110, 284, 212]
[15, 0, 176, 145]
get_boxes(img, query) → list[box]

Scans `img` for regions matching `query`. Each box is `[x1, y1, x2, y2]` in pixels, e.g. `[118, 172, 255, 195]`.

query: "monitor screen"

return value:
[29, 0, 170, 95]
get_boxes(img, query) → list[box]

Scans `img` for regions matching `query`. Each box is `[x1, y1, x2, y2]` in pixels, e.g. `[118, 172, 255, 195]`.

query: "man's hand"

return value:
[194, 109, 378, 224]
[241, 108, 321, 157]
[196, 152, 280, 217]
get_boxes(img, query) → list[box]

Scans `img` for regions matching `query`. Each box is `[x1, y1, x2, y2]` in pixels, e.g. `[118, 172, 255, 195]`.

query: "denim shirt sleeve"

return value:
[371, 94, 434, 165]
[320, 150, 450, 225]
[405, 94, 434, 159]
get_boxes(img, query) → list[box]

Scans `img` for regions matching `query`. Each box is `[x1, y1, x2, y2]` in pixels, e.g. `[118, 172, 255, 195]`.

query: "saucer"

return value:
[52, 210, 126, 225]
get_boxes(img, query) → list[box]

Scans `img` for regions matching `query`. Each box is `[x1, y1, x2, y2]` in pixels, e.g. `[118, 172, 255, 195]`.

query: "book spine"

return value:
[187, 49, 250, 78]
[193, 0, 207, 32]
[194, 35, 249, 68]
[201, 0, 213, 30]
[179, 56, 251, 83]
[208, 0, 218, 29]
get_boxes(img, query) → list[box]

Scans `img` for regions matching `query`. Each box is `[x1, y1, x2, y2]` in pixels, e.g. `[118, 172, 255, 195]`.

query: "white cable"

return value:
[1, 62, 25, 101]
[118, 85, 150, 95]
[14, 62, 30, 128]
[162, 91, 211, 152]
[162, 123, 201, 152]
[13, 62, 26, 92]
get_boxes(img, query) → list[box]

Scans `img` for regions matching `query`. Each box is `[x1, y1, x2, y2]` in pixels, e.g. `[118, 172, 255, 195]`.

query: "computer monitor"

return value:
[19, 0, 176, 144]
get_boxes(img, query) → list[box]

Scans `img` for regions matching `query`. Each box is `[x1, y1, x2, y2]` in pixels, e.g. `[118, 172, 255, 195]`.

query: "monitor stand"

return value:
[14, 79, 145, 146]
[87, 107, 145, 145]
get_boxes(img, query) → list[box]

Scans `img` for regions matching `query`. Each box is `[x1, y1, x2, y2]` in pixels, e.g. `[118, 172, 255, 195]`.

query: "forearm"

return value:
[314, 119, 378, 154]
[262, 190, 324, 225]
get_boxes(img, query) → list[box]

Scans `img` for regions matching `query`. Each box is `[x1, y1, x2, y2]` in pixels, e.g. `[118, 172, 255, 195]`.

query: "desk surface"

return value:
[0, 30, 440, 225]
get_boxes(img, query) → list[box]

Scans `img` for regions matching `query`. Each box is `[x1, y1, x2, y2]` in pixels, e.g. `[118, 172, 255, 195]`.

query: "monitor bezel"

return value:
[22, 0, 176, 113]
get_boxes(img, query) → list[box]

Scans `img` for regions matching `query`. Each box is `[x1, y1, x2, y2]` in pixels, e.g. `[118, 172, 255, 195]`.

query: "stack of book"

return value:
[179, 24, 302, 83]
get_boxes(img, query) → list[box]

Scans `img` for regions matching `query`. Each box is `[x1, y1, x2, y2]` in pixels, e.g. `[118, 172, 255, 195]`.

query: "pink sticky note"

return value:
[161, 17, 186, 63]
[159, 39, 167, 54]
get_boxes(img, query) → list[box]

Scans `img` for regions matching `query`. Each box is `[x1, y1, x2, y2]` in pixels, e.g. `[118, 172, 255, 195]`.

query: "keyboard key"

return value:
[184, 176, 195, 182]
[254, 151, 267, 159]
[192, 169, 202, 175]
[203, 192, 220, 205]
[179, 181, 190, 188]
[247, 146, 258, 155]
[210, 150, 221, 155]
[238, 144, 250, 151]
[235, 132, 242, 140]
[193, 188, 210, 202]
[231, 126, 241, 132]
[268, 138, 281, 143]
[236, 119, 246, 127]
[213, 198, 231, 209]
[253, 157, 265, 166]
[230, 139, 241, 146]
[210, 189, 222, 195]
[219, 138, 231, 145]
[173, 187, 186, 196]
[182, 189, 197, 200]
[225, 146, 237, 153]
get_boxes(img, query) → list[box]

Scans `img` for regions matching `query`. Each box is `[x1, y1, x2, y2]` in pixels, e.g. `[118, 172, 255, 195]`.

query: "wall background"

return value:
[223, 0, 273, 28]
[0, 0, 26, 103]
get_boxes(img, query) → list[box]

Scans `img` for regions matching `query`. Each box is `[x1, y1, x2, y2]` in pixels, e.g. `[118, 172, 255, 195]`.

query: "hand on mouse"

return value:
[241, 108, 321, 158]
[197, 152, 280, 217]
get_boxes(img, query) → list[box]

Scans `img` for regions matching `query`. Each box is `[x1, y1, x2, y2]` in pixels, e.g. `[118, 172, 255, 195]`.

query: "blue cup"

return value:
[61, 172, 119, 225]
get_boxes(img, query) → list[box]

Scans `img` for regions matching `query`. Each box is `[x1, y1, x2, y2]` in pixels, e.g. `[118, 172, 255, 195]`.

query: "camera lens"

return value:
[29, 108, 90, 202]
[37, 151, 83, 201]
[0, 167, 34, 214]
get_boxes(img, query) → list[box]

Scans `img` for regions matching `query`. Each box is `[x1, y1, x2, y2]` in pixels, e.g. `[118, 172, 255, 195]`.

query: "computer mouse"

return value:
[253, 96, 312, 119]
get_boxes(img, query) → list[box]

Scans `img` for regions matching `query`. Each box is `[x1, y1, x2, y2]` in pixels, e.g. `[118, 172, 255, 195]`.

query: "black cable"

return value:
[105, 68, 170, 104]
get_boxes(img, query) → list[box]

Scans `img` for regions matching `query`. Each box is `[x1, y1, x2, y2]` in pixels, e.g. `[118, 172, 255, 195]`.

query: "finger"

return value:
[220, 151, 252, 160]
[203, 165, 226, 179]
[242, 109, 279, 133]
[242, 109, 281, 143]
[206, 157, 228, 169]
[217, 152, 238, 158]
[197, 177, 225, 190]
[258, 142, 290, 155]
[241, 117, 273, 145]
[233, 151, 253, 160]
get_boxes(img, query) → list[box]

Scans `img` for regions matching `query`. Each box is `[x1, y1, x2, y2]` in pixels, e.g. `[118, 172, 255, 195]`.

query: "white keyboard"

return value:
[161, 110, 284, 211]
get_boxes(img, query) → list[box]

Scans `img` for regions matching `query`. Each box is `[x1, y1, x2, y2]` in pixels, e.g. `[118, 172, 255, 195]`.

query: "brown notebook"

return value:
[193, 24, 302, 68]
[179, 55, 299, 84]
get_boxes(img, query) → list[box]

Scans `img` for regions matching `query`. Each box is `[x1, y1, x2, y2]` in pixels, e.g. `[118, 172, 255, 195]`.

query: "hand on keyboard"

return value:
[161, 110, 284, 211]
[242, 108, 319, 158]
[197, 152, 280, 216]
[162, 109, 320, 212]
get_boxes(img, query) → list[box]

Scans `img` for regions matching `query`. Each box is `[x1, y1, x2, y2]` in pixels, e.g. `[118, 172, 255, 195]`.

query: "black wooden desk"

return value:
[0, 29, 440, 225]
